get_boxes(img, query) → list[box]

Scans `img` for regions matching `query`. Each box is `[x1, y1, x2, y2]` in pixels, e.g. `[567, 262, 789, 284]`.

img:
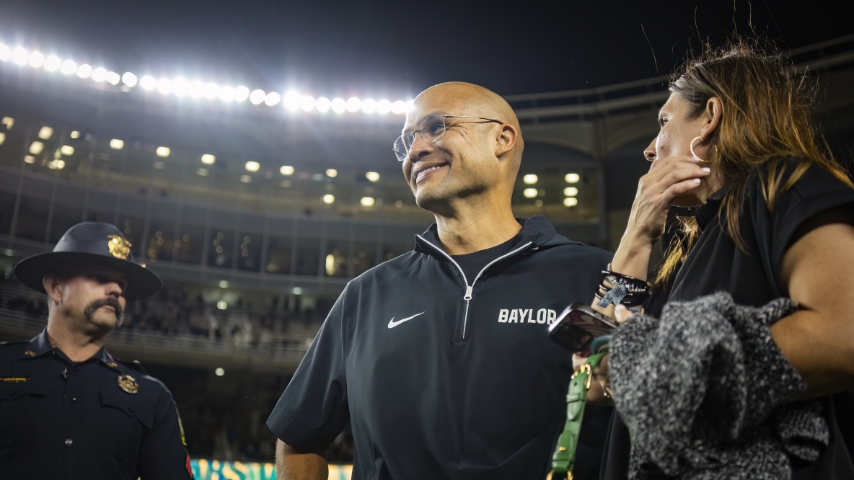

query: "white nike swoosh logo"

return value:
[388, 312, 425, 329]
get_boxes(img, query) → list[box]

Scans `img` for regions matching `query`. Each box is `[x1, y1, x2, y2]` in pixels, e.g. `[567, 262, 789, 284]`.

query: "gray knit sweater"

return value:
[610, 292, 829, 480]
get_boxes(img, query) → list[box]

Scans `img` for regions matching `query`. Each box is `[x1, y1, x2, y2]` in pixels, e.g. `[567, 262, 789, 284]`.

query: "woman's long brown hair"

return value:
[653, 39, 854, 289]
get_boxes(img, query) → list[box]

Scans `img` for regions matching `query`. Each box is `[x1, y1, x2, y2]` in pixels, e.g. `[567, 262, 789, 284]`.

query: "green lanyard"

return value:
[547, 353, 607, 480]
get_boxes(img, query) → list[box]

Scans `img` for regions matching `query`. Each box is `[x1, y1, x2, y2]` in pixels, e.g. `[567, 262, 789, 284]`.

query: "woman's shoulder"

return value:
[744, 156, 854, 208]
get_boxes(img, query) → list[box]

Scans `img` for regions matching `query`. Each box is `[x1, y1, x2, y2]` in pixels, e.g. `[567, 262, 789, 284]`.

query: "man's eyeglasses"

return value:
[393, 113, 503, 162]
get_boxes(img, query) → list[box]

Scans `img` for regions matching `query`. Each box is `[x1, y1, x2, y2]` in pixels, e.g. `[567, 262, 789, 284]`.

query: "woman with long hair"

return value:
[589, 40, 854, 479]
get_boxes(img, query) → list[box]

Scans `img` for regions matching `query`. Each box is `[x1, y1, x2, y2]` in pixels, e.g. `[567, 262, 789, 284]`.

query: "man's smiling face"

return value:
[400, 86, 504, 215]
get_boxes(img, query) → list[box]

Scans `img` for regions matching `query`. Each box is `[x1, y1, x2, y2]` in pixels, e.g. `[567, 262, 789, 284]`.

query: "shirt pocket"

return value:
[0, 381, 48, 449]
[98, 388, 155, 462]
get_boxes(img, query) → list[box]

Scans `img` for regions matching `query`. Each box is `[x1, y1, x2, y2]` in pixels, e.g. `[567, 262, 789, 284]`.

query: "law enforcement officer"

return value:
[0, 222, 194, 480]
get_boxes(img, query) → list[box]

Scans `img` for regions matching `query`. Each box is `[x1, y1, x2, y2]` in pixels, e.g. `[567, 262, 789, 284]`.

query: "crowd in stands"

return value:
[0, 265, 333, 352]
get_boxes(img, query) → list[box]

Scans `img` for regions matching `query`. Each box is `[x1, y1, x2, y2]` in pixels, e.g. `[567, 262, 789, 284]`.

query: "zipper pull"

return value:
[464, 285, 473, 301]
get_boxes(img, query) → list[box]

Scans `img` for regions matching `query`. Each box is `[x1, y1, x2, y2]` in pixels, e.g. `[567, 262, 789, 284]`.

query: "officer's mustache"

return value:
[84, 297, 124, 325]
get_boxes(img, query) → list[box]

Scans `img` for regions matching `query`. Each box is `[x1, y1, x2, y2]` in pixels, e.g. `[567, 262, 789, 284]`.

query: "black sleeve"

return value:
[266, 284, 350, 451]
[750, 160, 854, 296]
[139, 385, 194, 480]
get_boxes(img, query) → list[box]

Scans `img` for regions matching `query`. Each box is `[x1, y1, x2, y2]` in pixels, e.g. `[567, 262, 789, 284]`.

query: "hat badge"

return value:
[107, 235, 132, 260]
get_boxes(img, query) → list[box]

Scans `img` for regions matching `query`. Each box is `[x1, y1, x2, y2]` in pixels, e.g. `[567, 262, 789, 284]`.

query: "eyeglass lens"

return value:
[393, 114, 446, 161]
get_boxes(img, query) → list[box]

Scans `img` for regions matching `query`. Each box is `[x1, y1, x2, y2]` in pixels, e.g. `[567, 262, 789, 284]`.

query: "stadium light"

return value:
[0, 132, 5, 146]
[240, 175, 251, 183]
[24, 155, 35, 164]
[156, 146, 170, 157]
[28, 51, 44, 68]
[48, 159, 65, 170]
[29, 141, 44, 155]
[215, 368, 225, 376]
[122, 72, 138, 87]
[283, 91, 301, 111]
[217, 301, 227, 310]
[76, 64, 92, 79]
[38, 126, 53, 140]
[106, 71, 121, 86]
[523, 188, 538, 198]
[360, 196, 375, 207]
[365, 171, 380, 182]
[60, 60, 77, 75]
[523, 174, 538, 184]
[322, 194, 335, 204]
[172, 77, 189, 96]
[197, 168, 209, 177]
[346, 97, 362, 112]
[331, 98, 347, 114]
[249, 89, 266, 105]
[234, 86, 250, 102]
[300, 95, 316, 112]
[201, 154, 216, 165]
[565, 173, 580, 183]
[60, 145, 74, 156]
[280, 165, 294, 175]
[218, 280, 228, 288]
[162, 77, 180, 94]
[325, 169, 338, 178]
[265, 92, 281, 107]
[204, 83, 219, 99]
[70, 131, 80, 139]
[564, 197, 578, 207]
[44, 55, 61, 72]
[564, 187, 578, 197]
[316, 97, 331, 113]
[140, 75, 157, 91]
[1, 40, 413, 114]
[245, 161, 260, 172]
[110, 139, 124, 150]
[391, 100, 407, 115]
[91, 67, 108, 83]
[219, 86, 235, 102]
[12, 47, 28, 65]
[361, 99, 377, 114]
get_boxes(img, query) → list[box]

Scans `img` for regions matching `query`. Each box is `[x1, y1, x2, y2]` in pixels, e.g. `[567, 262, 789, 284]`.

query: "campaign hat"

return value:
[14, 222, 162, 300]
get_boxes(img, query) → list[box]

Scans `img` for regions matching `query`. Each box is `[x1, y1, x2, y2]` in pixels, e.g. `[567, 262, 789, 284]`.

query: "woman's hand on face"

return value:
[624, 154, 710, 246]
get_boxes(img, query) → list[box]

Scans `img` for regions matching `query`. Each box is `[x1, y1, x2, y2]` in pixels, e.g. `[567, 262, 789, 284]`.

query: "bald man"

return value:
[267, 82, 612, 480]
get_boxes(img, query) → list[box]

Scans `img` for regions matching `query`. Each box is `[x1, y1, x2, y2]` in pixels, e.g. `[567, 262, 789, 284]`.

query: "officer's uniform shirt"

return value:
[0, 329, 194, 480]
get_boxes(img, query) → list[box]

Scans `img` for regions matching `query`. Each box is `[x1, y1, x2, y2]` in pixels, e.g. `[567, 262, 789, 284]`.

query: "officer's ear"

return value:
[43, 273, 65, 305]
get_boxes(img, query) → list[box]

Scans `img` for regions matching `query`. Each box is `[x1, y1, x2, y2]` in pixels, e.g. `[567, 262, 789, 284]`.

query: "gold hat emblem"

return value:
[117, 374, 139, 394]
[108, 235, 132, 260]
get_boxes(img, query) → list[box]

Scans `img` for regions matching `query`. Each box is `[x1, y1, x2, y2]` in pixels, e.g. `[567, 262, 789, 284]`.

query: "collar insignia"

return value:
[0, 376, 29, 383]
[24, 350, 36, 357]
[117, 374, 139, 394]
[107, 235, 132, 260]
[107, 362, 118, 368]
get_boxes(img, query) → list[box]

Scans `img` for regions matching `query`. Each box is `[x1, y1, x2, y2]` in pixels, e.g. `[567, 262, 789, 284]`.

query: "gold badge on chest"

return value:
[117, 374, 139, 394]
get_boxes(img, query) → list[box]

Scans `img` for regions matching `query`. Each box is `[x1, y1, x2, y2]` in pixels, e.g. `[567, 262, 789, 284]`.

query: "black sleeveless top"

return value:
[601, 159, 854, 479]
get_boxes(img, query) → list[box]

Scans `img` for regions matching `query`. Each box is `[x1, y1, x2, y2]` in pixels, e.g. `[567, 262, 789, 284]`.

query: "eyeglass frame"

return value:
[393, 114, 505, 162]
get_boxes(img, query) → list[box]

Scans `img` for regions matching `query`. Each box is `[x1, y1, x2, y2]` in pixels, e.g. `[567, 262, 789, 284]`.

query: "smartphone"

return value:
[548, 303, 618, 355]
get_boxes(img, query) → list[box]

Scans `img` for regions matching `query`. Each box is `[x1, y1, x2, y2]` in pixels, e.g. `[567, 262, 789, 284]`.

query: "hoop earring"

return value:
[688, 136, 717, 163]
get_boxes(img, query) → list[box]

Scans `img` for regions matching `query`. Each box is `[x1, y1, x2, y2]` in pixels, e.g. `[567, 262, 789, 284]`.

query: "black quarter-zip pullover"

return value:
[267, 216, 612, 480]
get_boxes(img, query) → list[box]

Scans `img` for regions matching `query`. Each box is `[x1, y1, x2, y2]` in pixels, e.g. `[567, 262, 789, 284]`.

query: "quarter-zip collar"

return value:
[414, 215, 559, 258]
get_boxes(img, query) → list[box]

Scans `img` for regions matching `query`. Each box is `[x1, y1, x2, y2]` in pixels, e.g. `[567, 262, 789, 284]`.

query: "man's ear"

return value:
[700, 97, 723, 140]
[43, 274, 64, 305]
[494, 124, 518, 160]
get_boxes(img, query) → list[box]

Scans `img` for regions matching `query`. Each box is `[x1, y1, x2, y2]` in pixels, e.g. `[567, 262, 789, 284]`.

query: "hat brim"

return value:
[14, 251, 162, 300]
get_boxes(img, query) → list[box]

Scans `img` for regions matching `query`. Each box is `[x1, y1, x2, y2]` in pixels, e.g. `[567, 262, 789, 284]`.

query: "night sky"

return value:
[0, 0, 851, 99]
